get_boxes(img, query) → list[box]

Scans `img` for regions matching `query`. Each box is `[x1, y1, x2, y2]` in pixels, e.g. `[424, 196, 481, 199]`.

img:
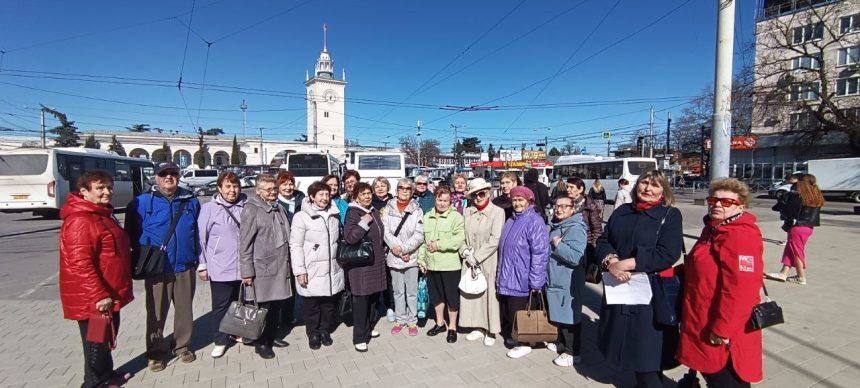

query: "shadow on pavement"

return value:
[116, 311, 213, 378]
[0, 226, 60, 239]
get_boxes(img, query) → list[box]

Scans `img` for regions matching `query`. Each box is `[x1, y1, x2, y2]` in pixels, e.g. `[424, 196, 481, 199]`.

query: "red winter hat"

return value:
[510, 186, 535, 203]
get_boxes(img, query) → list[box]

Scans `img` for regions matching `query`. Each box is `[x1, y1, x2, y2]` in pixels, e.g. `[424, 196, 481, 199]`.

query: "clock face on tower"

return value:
[323, 90, 336, 104]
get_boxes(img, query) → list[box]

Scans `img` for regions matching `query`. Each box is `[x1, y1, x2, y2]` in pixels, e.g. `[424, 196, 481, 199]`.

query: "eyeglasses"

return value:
[470, 191, 488, 199]
[157, 171, 178, 178]
[259, 187, 277, 193]
[397, 186, 413, 191]
[554, 204, 573, 210]
[416, 182, 428, 186]
[706, 197, 742, 207]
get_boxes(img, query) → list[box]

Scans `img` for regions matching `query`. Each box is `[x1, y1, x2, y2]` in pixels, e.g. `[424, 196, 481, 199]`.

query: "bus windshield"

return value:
[288, 154, 329, 177]
[627, 160, 657, 175]
[358, 155, 401, 170]
[0, 154, 49, 176]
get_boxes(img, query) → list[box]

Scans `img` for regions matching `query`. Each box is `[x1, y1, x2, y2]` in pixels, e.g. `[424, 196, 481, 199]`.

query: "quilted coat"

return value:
[496, 205, 550, 297]
[381, 199, 424, 270]
[289, 200, 344, 297]
[60, 193, 133, 320]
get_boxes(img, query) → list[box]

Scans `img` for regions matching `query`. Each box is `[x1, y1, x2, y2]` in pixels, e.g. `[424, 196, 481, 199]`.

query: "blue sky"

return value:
[0, 0, 755, 153]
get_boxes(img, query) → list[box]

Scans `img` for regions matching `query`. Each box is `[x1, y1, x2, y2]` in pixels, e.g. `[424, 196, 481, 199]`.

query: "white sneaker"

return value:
[545, 342, 558, 352]
[483, 335, 496, 347]
[354, 343, 368, 352]
[506, 346, 532, 359]
[552, 353, 582, 367]
[210, 345, 227, 358]
[465, 330, 485, 341]
[386, 309, 396, 322]
[370, 330, 380, 338]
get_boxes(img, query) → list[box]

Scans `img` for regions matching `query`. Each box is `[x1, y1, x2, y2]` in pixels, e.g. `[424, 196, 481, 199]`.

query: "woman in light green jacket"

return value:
[418, 186, 466, 343]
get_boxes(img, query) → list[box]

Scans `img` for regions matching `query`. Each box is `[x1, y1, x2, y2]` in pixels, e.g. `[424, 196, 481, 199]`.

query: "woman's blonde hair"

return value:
[630, 170, 674, 206]
[709, 178, 752, 206]
[500, 171, 521, 185]
[797, 174, 825, 207]
[452, 173, 468, 184]
[592, 178, 604, 192]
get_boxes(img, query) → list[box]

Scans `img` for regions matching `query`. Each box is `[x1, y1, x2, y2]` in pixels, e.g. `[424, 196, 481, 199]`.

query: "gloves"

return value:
[463, 248, 477, 267]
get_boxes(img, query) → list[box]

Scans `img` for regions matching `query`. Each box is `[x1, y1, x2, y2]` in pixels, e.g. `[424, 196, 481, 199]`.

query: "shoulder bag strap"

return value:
[393, 211, 412, 237]
[159, 199, 188, 250]
[218, 203, 241, 227]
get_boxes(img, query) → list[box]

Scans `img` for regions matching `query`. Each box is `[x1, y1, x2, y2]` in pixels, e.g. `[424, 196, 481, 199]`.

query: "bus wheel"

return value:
[34, 209, 60, 219]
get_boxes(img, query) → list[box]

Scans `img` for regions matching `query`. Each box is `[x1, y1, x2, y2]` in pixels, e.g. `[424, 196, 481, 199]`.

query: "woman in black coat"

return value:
[595, 170, 684, 388]
[343, 182, 387, 352]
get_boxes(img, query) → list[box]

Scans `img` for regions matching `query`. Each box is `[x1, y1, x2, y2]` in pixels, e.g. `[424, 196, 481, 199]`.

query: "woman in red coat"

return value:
[60, 170, 133, 388]
[678, 178, 763, 387]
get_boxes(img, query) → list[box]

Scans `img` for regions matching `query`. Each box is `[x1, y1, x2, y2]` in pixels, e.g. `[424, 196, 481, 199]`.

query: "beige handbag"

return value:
[513, 291, 557, 343]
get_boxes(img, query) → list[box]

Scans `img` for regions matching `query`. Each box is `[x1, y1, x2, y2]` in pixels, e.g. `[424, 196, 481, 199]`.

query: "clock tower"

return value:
[305, 24, 346, 155]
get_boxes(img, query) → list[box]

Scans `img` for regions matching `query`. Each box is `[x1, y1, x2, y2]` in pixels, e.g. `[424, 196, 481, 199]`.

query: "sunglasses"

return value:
[397, 186, 413, 191]
[157, 171, 179, 177]
[416, 182, 428, 186]
[470, 190, 489, 199]
[706, 197, 742, 207]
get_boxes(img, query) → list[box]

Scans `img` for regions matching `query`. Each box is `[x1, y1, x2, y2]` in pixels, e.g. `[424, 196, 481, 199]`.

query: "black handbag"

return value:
[749, 283, 784, 330]
[584, 245, 602, 284]
[337, 289, 354, 326]
[336, 218, 374, 267]
[132, 200, 187, 280]
[650, 273, 682, 326]
[218, 284, 269, 340]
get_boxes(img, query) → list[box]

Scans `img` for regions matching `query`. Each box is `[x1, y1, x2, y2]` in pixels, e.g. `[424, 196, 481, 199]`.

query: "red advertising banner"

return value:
[704, 135, 758, 150]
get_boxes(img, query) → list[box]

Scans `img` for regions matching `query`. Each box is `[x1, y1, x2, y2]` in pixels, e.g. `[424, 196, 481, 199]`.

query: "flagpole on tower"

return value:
[323, 23, 328, 51]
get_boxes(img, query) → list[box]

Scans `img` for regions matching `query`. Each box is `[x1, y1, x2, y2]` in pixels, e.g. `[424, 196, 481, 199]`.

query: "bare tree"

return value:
[399, 136, 441, 166]
[754, 1, 860, 152]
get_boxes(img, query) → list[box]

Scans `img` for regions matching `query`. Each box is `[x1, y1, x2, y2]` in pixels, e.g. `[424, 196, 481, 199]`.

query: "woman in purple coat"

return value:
[496, 186, 551, 359]
[196, 172, 246, 359]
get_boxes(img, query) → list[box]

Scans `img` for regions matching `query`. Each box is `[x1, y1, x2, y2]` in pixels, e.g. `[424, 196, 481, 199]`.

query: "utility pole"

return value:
[312, 99, 319, 148]
[711, 0, 735, 180]
[240, 99, 248, 138]
[40, 107, 46, 148]
[665, 112, 672, 157]
[607, 140, 611, 157]
[700, 124, 707, 178]
[259, 127, 265, 172]
[416, 120, 422, 168]
[649, 106, 654, 158]
[451, 124, 460, 169]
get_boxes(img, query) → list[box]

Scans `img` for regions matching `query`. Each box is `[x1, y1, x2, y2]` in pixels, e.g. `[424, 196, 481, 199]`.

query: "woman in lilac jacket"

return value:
[196, 172, 246, 359]
[496, 186, 551, 360]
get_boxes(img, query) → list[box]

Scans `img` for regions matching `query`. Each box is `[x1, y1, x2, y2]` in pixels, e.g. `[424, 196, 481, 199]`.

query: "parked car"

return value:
[193, 181, 219, 197]
[180, 169, 219, 187]
[240, 175, 256, 188]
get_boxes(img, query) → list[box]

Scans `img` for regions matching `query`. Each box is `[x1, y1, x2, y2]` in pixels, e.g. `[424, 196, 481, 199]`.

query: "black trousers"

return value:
[556, 322, 582, 356]
[257, 299, 284, 347]
[351, 292, 379, 344]
[702, 358, 750, 388]
[303, 295, 338, 337]
[634, 371, 663, 388]
[77, 312, 120, 388]
[210, 280, 241, 346]
[499, 294, 530, 344]
[281, 281, 304, 327]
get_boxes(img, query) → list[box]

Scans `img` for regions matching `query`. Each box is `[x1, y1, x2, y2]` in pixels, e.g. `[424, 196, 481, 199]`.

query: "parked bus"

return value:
[347, 151, 406, 189]
[281, 150, 341, 192]
[553, 156, 657, 202]
[0, 147, 155, 217]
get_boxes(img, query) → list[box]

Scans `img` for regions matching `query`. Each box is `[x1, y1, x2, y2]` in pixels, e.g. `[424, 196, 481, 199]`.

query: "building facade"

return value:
[305, 29, 347, 156]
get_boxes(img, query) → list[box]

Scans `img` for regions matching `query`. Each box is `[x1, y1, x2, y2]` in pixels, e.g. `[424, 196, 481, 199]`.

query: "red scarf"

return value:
[397, 199, 409, 213]
[634, 199, 663, 213]
[475, 199, 489, 212]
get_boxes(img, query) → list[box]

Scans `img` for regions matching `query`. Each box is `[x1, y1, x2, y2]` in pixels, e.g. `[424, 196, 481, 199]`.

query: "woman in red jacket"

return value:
[59, 170, 133, 388]
[678, 178, 764, 387]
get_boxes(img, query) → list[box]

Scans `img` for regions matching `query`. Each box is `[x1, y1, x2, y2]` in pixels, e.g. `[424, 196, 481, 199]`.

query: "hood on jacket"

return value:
[551, 212, 585, 230]
[427, 205, 457, 220]
[524, 168, 539, 184]
[384, 197, 421, 216]
[299, 197, 340, 218]
[151, 185, 193, 200]
[60, 193, 114, 220]
[348, 201, 373, 213]
[213, 192, 248, 207]
[246, 195, 280, 212]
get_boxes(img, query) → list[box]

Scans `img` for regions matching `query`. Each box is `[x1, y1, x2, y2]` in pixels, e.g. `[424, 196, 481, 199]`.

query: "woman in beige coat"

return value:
[459, 178, 505, 346]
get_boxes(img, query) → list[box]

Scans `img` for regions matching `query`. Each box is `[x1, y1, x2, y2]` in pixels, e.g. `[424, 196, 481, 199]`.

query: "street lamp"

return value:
[416, 120, 422, 168]
[240, 99, 248, 138]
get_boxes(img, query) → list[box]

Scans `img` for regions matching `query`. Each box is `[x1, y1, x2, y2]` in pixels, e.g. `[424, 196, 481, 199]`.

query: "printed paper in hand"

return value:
[602, 272, 653, 305]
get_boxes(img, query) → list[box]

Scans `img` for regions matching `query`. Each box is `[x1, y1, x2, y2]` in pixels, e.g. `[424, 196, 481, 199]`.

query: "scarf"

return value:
[397, 198, 409, 213]
[634, 199, 663, 213]
[278, 194, 296, 214]
[475, 199, 490, 212]
[572, 196, 586, 214]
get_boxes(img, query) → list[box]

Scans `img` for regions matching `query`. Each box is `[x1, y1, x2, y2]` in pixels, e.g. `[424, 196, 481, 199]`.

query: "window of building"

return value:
[789, 81, 820, 101]
[842, 107, 860, 118]
[792, 22, 823, 44]
[791, 54, 821, 71]
[789, 112, 819, 130]
[841, 13, 860, 34]
[838, 47, 860, 66]
[837, 77, 860, 96]
[323, 111, 329, 118]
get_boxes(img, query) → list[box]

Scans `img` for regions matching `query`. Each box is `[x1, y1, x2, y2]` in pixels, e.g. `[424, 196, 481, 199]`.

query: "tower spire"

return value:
[323, 23, 328, 51]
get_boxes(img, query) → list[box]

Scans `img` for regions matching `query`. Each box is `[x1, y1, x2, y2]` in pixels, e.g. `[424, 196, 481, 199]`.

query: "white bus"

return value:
[553, 156, 657, 202]
[347, 151, 406, 189]
[0, 147, 155, 217]
[281, 150, 341, 192]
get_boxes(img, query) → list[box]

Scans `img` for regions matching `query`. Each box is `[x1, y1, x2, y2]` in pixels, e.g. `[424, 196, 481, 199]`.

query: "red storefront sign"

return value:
[704, 135, 758, 151]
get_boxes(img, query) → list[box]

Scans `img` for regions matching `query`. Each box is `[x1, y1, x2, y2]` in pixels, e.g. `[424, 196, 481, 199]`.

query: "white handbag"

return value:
[458, 265, 488, 295]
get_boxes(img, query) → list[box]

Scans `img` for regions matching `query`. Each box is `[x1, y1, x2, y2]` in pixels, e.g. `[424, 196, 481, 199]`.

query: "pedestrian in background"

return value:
[596, 170, 683, 388]
[524, 168, 550, 223]
[413, 175, 436, 214]
[546, 195, 588, 367]
[324, 174, 348, 224]
[197, 172, 246, 359]
[493, 171, 521, 220]
[125, 161, 200, 371]
[382, 178, 425, 337]
[459, 178, 504, 347]
[343, 182, 388, 352]
[497, 186, 550, 359]
[289, 181, 343, 350]
[613, 178, 632, 210]
[679, 178, 764, 387]
[766, 173, 824, 285]
[239, 174, 293, 359]
[451, 173, 469, 214]
[60, 171, 133, 388]
[551, 179, 568, 203]
[419, 186, 466, 343]
[588, 178, 607, 220]
[567, 177, 604, 272]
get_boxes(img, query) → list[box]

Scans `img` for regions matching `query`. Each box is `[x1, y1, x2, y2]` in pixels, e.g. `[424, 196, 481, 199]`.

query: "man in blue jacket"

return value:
[125, 161, 200, 372]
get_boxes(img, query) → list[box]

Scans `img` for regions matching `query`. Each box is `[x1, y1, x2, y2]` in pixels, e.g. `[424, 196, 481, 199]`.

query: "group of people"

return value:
[59, 160, 825, 388]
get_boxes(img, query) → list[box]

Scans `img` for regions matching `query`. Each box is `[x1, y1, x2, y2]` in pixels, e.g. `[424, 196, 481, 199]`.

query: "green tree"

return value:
[549, 147, 561, 156]
[204, 127, 224, 136]
[231, 135, 241, 165]
[108, 135, 126, 156]
[195, 130, 208, 168]
[294, 133, 308, 142]
[127, 123, 151, 132]
[83, 134, 100, 149]
[43, 106, 80, 147]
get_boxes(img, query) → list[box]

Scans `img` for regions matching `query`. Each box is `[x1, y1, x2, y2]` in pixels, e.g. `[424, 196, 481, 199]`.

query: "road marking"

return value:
[18, 273, 58, 299]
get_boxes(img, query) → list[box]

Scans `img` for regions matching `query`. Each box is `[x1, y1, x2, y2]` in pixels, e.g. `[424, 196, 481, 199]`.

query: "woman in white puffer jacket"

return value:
[382, 178, 425, 336]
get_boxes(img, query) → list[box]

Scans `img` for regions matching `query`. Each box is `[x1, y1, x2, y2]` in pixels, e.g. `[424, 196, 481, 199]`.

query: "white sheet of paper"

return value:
[602, 272, 653, 305]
